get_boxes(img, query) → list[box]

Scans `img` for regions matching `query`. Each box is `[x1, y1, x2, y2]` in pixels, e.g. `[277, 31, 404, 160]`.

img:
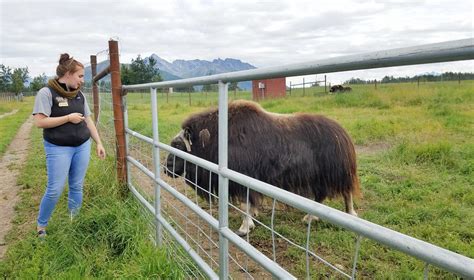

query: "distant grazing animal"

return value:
[165, 100, 360, 236]
[330, 85, 352, 93]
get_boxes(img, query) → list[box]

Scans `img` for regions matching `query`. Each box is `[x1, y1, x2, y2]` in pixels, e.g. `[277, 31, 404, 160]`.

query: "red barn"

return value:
[252, 78, 286, 100]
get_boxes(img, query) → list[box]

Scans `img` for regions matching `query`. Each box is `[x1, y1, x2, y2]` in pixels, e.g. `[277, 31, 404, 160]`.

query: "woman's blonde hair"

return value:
[56, 53, 84, 78]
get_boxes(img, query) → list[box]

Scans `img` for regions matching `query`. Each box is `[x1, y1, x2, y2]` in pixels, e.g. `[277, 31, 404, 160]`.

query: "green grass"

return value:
[131, 81, 472, 278]
[0, 97, 34, 156]
[0, 100, 21, 114]
[2, 81, 473, 278]
[0, 126, 187, 279]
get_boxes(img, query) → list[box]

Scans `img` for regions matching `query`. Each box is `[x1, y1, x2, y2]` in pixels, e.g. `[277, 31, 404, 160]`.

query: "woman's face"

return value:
[64, 67, 84, 89]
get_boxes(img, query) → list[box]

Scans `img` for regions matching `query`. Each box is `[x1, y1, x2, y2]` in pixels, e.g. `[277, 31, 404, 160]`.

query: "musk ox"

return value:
[165, 100, 360, 235]
[330, 85, 352, 93]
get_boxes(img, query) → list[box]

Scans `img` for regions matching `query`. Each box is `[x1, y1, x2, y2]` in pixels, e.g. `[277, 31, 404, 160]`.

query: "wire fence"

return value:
[123, 89, 474, 279]
[88, 38, 474, 279]
[161, 153, 364, 279]
[83, 85, 210, 279]
[0, 92, 26, 102]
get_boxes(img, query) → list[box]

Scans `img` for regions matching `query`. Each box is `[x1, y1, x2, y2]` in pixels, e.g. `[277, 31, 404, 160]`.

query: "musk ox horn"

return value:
[180, 129, 192, 152]
[199, 129, 210, 148]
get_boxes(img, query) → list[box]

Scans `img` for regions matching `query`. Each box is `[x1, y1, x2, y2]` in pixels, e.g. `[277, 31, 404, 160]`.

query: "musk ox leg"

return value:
[303, 192, 357, 224]
[303, 214, 319, 224]
[303, 193, 325, 224]
[236, 202, 258, 236]
[344, 192, 358, 216]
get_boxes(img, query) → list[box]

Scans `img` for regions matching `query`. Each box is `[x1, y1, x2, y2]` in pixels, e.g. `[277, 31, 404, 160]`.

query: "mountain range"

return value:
[84, 54, 256, 90]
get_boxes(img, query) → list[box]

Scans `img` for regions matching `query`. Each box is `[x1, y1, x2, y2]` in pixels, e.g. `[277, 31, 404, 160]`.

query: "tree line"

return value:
[344, 72, 474, 84]
[2, 55, 242, 95]
[0, 55, 163, 94]
[0, 64, 49, 93]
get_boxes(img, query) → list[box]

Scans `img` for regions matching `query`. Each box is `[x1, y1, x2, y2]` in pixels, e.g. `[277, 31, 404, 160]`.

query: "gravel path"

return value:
[0, 116, 33, 259]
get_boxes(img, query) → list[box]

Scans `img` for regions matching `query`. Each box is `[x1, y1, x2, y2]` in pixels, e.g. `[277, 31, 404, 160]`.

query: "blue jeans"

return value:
[37, 139, 91, 227]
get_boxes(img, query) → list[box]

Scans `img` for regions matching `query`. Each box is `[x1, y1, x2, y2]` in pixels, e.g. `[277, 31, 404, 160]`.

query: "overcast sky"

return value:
[1, 0, 473, 84]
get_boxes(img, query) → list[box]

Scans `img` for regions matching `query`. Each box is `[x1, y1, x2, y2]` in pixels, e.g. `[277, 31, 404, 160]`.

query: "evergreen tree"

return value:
[11, 67, 29, 94]
[0, 64, 12, 92]
[121, 55, 162, 85]
[30, 73, 48, 91]
[229, 81, 240, 91]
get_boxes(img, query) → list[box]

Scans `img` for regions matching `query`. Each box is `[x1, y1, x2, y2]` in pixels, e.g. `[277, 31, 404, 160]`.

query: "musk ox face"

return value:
[165, 130, 192, 178]
[165, 127, 212, 178]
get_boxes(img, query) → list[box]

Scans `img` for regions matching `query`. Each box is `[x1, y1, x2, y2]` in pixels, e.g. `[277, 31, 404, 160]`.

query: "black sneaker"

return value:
[37, 229, 47, 239]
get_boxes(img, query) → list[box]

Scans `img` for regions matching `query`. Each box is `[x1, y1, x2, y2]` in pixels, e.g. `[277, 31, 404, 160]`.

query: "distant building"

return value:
[252, 78, 286, 100]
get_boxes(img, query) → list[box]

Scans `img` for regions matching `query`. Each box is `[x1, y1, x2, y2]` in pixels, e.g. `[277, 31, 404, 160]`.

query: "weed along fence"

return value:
[87, 39, 474, 279]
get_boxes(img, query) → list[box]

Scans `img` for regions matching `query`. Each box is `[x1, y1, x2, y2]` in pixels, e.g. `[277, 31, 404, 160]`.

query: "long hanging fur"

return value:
[167, 100, 360, 208]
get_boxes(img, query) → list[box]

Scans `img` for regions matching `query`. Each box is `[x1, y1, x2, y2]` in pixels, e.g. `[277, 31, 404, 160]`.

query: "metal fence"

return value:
[91, 38, 474, 279]
[1, 91, 37, 102]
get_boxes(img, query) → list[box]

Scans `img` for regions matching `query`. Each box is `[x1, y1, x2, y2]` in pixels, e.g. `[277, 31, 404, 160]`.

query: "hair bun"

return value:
[59, 53, 71, 64]
[56, 53, 83, 77]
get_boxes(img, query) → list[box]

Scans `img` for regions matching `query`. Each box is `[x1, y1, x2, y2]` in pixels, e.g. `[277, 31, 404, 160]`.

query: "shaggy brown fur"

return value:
[165, 100, 360, 214]
[330, 85, 352, 93]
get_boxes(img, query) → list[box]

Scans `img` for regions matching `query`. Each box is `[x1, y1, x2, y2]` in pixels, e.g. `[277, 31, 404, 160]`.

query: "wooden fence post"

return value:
[90, 55, 100, 125]
[109, 39, 128, 188]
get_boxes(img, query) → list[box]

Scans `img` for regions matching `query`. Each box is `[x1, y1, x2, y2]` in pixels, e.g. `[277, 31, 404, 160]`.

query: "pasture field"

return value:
[125, 80, 473, 278]
[1, 80, 472, 278]
[0, 97, 34, 156]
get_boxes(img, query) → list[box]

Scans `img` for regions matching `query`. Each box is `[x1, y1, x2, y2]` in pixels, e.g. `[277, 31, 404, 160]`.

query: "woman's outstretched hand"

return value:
[96, 143, 106, 160]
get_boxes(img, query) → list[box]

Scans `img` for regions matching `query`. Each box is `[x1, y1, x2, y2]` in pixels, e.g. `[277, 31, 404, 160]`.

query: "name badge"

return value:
[58, 100, 69, 107]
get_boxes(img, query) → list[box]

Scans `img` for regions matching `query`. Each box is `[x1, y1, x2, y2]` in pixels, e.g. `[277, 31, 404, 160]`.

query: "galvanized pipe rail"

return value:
[123, 38, 474, 90]
[121, 38, 474, 279]
[128, 126, 474, 278]
[126, 154, 295, 279]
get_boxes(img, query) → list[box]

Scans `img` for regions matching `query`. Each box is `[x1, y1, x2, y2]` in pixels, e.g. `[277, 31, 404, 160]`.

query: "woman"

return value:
[32, 54, 106, 237]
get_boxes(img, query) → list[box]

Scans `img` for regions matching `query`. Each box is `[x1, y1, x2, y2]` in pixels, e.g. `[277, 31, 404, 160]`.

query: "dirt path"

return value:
[0, 116, 33, 259]
[0, 109, 19, 119]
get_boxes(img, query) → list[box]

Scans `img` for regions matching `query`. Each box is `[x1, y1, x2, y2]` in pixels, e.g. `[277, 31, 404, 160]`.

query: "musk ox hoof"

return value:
[349, 210, 358, 216]
[236, 221, 255, 236]
[236, 229, 250, 237]
[302, 214, 319, 224]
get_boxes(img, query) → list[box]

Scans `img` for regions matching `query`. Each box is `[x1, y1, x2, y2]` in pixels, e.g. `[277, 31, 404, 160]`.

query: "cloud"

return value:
[1, 0, 472, 80]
